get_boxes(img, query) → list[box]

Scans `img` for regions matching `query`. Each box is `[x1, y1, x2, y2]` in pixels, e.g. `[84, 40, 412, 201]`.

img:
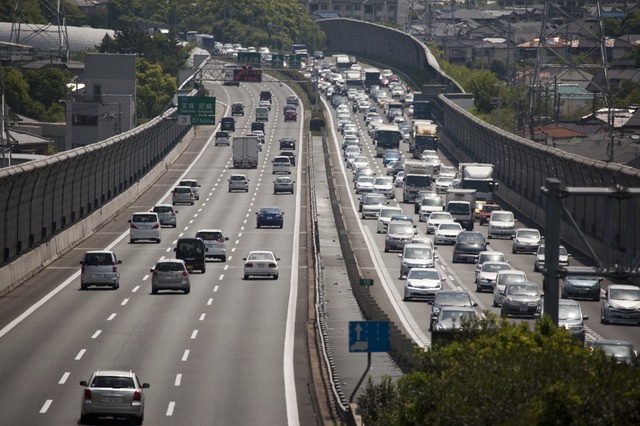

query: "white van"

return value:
[80, 251, 122, 290]
[272, 156, 292, 174]
[255, 107, 269, 121]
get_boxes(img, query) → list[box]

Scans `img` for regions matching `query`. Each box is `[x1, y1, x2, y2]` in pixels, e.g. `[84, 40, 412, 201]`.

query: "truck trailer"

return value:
[445, 189, 477, 231]
[232, 136, 260, 168]
[458, 163, 497, 203]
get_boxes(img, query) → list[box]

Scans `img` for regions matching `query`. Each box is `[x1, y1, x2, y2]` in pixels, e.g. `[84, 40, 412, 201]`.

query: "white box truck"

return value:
[403, 161, 432, 203]
[445, 188, 477, 230]
[232, 136, 260, 168]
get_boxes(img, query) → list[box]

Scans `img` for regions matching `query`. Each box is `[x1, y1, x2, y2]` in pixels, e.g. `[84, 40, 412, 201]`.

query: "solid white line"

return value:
[91, 330, 101, 339]
[166, 401, 175, 416]
[283, 98, 303, 426]
[59, 372, 70, 384]
[174, 374, 182, 386]
[39, 400, 52, 413]
[181, 350, 190, 361]
[75, 349, 86, 360]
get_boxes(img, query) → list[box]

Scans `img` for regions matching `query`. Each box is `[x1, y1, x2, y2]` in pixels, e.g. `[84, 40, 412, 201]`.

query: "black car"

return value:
[220, 117, 235, 132]
[452, 231, 487, 263]
[231, 102, 244, 116]
[256, 207, 285, 229]
[279, 137, 296, 150]
[429, 290, 478, 331]
[174, 237, 206, 273]
[251, 121, 265, 133]
[278, 151, 296, 166]
[431, 306, 477, 346]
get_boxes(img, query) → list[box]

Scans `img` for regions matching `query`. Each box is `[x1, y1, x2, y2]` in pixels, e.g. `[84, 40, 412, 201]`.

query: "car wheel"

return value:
[113, 283, 119, 290]
[201, 266, 206, 273]
[492, 299, 498, 307]
[500, 308, 506, 317]
[384, 246, 389, 253]
[130, 239, 135, 244]
[533, 265, 538, 272]
[184, 288, 190, 294]
[172, 224, 177, 228]
[594, 295, 601, 302]
[79, 414, 91, 424]
[156, 239, 161, 244]
[221, 256, 227, 262]
[244, 274, 249, 280]
[512, 246, 516, 253]
[80, 284, 87, 290]
[133, 415, 143, 425]
[152, 287, 158, 294]
[279, 224, 283, 229]
[190, 202, 194, 205]
[476, 284, 481, 292]
[273, 274, 278, 279]
[257, 224, 261, 229]
[403, 295, 409, 302]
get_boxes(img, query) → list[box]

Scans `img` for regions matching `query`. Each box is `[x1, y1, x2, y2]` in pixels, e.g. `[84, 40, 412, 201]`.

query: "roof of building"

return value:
[0, 22, 114, 53]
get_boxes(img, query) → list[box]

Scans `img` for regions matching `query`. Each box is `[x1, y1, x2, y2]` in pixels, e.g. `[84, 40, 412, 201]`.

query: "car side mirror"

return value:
[583, 315, 589, 320]
[276, 258, 281, 261]
[150, 269, 155, 273]
[118, 260, 123, 264]
[79, 381, 88, 386]
[441, 276, 446, 281]
[142, 383, 150, 389]
[397, 254, 402, 258]
[472, 302, 478, 307]
[173, 248, 176, 252]
[225, 237, 230, 241]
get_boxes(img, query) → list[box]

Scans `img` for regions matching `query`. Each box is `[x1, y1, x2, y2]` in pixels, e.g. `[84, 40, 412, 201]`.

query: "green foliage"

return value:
[467, 70, 501, 114]
[357, 376, 400, 425]
[2, 66, 65, 121]
[0, 0, 45, 23]
[24, 68, 72, 109]
[359, 316, 640, 425]
[621, 11, 640, 35]
[626, 45, 640, 68]
[614, 79, 640, 106]
[135, 58, 176, 120]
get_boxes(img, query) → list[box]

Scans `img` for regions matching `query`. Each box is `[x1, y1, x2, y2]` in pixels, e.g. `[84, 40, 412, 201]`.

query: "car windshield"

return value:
[375, 177, 393, 185]
[440, 310, 475, 322]
[458, 233, 484, 244]
[408, 269, 439, 280]
[248, 252, 275, 261]
[230, 176, 246, 181]
[430, 213, 450, 220]
[404, 247, 432, 258]
[594, 343, 634, 359]
[482, 263, 511, 272]
[423, 198, 443, 206]
[559, 304, 582, 320]
[609, 288, 640, 301]
[358, 177, 375, 185]
[518, 230, 540, 238]
[507, 284, 539, 296]
[448, 203, 470, 214]
[483, 205, 500, 213]
[480, 254, 505, 263]
[439, 223, 461, 231]
[436, 293, 472, 306]
[364, 196, 385, 204]
[492, 212, 513, 222]
[380, 208, 402, 218]
[499, 273, 527, 284]
[437, 177, 453, 184]
[538, 246, 568, 255]
[388, 224, 413, 234]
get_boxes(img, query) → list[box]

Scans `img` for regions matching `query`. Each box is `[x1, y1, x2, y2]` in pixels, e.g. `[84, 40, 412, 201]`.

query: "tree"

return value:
[135, 58, 176, 121]
[358, 316, 640, 425]
[24, 68, 72, 109]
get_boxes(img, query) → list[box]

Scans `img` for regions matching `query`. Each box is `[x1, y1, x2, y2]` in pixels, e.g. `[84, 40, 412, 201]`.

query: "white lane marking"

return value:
[166, 401, 175, 416]
[223, 265, 229, 271]
[178, 233, 184, 237]
[39, 400, 52, 413]
[219, 275, 224, 280]
[241, 226, 245, 231]
[191, 330, 198, 339]
[207, 298, 213, 305]
[132, 286, 140, 293]
[121, 298, 129, 306]
[75, 349, 86, 360]
[107, 313, 116, 321]
[59, 372, 70, 384]
[91, 330, 101, 339]
[166, 247, 172, 253]
[184, 226, 189, 231]
[235, 240, 240, 245]
[199, 313, 206, 321]
[231, 248, 236, 253]
[181, 350, 190, 361]
[283, 100, 304, 426]
[174, 374, 182, 386]
[238, 233, 243, 238]
[142, 275, 149, 281]
[198, 208, 203, 212]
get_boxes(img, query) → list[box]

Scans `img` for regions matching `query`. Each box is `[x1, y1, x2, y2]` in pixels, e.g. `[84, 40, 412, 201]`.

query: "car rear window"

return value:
[84, 253, 113, 266]
[156, 262, 186, 272]
[133, 214, 157, 222]
[196, 231, 223, 241]
[92, 376, 134, 388]
[174, 187, 191, 193]
[153, 206, 173, 213]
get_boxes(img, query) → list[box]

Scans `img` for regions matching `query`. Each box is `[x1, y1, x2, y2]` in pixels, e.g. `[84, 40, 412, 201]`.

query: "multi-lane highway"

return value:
[318, 69, 640, 352]
[0, 75, 315, 425]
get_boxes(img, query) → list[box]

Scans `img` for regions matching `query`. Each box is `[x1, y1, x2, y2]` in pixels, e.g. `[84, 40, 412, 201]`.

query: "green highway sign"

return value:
[237, 52, 261, 67]
[177, 96, 216, 126]
[288, 54, 303, 69]
[271, 54, 286, 69]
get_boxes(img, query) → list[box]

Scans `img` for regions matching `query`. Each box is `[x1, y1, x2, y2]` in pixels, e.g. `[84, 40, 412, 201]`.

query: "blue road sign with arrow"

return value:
[349, 321, 390, 353]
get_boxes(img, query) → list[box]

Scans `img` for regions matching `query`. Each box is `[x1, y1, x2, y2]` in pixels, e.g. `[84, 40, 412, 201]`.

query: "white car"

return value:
[377, 206, 403, 233]
[373, 176, 395, 199]
[355, 176, 376, 194]
[403, 268, 444, 302]
[350, 156, 370, 170]
[475, 261, 512, 292]
[426, 211, 454, 234]
[129, 212, 161, 243]
[394, 171, 404, 187]
[399, 243, 438, 278]
[488, 210, 517, 239]
[418, 196, 445, 222]
[243, 251, 280, 279]
[195, 229, 229, 262]
[178, 179, 201, 200]
[360, 193, 388, 219]
[434, 176, 455, 193]
[438, 165, 458, 179]
[434, 222, 463, 245]
[228, 174, 249, 192]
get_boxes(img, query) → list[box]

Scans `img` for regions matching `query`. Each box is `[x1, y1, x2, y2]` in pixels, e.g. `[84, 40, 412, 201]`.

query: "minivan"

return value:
[151, 204, 177, 228]
[195, 229, 229, 262]
[255, 107, 269, 122]
[220, 117, 235, 132]
[178, 179, 201, 200]
[129, 212, 161, 243]
[174, 237, 206, 273]
[80, 251, 122, 290]
[272, 156, 292, 174]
